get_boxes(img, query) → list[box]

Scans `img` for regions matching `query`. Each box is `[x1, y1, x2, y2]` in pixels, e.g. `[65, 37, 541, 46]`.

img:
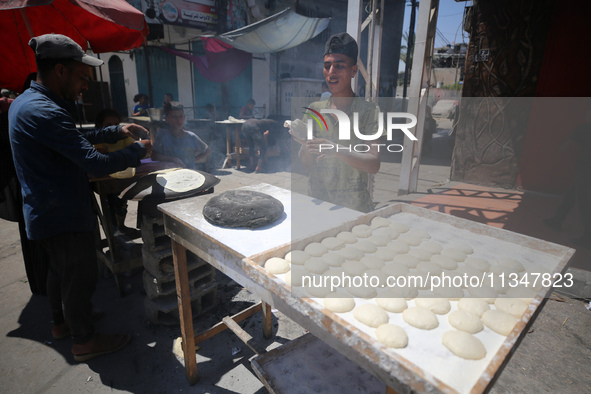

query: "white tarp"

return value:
[206, 8, 330, 54]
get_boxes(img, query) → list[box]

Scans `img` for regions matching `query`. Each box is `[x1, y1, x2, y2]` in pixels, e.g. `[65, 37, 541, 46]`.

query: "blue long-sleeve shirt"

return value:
[9, 81, 146, 240]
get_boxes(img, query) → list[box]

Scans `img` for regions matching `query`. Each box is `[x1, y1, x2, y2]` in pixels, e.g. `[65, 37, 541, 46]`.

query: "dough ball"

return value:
[342, 261, 366, 276]
[364, 269, 389, 287]
[433, 285, 465, 300]
[414, 298, 451, 314]
[336, 231, 358, 244]
[407, 229, 431, 240]
[284, 271, 292, 286]
[321, 236, 346, 251]
[409, 248, 433, 262]
[338, 246, 365, 261]
[353, 304, 389, 328]
[382, 263, 410, 277]
[370, 216, 392, 229]
[377, 286, 419, 300]
[376, 324, 408, 348]
[324, 293, 355, 313]
[495, 257, 525, 272]
[449, 241, 474, 255]
[448, 310, 484, 333]
[441, 248, 467, 262]
[305, 283, 333, 298]
[393, 254, 420, 268]
[372, 227, 399, 240]
[321, 252, 345, 267]
[422, 241, 443, 254]
[494, 298, 529, 318]
[304, 242, 328, 257]
[458, 264, 485, 279]
[442, 331, 486, 360]
[284, 250, 309, 265]
[304, 258, 329, 274]
[352, 224, 372, 238]
[467, 286, 497, 301]
[466, 257, 491, 272]
[458, 298, 490, 317]
[490, 264, 519, 276]
[347, 285, 378, 299]
[431, 254, 458, 270]
[376, 297, 408, 313]
[481, 310, 518, 336]
[367, 235, 390, 247]
[354, 240, 378, 253]
[376, 248, 397, 262]
[361, 255, 385, 270]
[389, 221, 409, 233]
[398, 234, 424, 246]
[416, 261, 443, 276]
[402, 307, 439, 330]
[387, 240, 411, 254]
[264, 257, 291, 275]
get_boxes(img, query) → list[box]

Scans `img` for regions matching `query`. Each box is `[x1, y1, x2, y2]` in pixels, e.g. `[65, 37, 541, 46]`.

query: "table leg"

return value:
[235, 125, 241, 170]
[171, 240, 199, 385]
[222, 126, 232, 168]
[262, 302, 273, 339]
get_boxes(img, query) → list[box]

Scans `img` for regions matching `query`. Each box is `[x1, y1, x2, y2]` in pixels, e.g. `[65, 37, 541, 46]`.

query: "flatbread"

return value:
[155, 169, 206, 192]
[202, 190, 284, 229]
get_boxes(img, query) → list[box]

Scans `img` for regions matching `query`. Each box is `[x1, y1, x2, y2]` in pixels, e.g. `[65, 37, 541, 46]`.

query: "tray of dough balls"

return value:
[241, 203, 574, 394]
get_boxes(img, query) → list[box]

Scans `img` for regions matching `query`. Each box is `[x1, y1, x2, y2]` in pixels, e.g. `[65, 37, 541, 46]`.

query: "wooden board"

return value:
[242, 203, 575, 394]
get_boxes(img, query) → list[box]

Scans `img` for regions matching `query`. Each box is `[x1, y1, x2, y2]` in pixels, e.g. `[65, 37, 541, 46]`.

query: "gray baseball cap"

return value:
[29, 34, 103, 67]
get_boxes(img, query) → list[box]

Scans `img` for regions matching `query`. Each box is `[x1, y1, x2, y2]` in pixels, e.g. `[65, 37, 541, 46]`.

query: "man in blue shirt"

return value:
[9, 34, 151, 361]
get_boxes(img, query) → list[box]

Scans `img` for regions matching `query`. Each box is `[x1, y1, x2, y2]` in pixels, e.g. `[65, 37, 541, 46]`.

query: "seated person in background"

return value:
[152, 102, 211, 171]
[93, 109, 138, 237]
[239, 98, 256, 119]
[132, 93, 149, 116]
[241, 119, 281, 173]
[162, 93, 173, 109]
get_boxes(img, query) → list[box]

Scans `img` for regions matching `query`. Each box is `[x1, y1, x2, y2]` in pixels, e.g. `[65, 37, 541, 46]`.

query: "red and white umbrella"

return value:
[0, 0, 149, 92]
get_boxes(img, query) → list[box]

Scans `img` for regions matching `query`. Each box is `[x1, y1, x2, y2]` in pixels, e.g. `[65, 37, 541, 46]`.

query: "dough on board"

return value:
[448, 310, 484, 334]
[402, 307, 439, 330]
[414, 298, 451, 315]
[431, 254, 458, 270]
[321, 236, 346, 251]
[352, 224, 373, 238]
[367, 235, 390, 246]
[392, 254, 420, 268]
[376, 297, 408, 313]
[353, 304, 389, 328]
[304, 242, 328, 257]
[421, 241, 444, 254]
[372, 227, 399, 240]
[155, 169, 205, 192]
[457, 298, 490, 317]
[398, 234, 424, 246]
[322, 252, 345, 267]
[354, 240, 378, 253]
[304, 258, 329, 274]
[495, 256, 525, 272]
[441, 247, 467, 262]
[336, 231, 358, 244]
[338, 246, 365, 261]
[442, 331, 486, 360]
[466, 257, 491, 272]
[264, 257, 291, 275]
[481, 309, 518, 336]
[388, 221, 409, 233]
[494, 298, 529, 318]
[284, 250, 310, 265]
[370, 216, 392, 229]
[376, 324, 408, 348]
[409, 248, 433, 262]
[386, 240, 410, 254]
[324, 293, 356, 313]
[360, 255, 385, 269]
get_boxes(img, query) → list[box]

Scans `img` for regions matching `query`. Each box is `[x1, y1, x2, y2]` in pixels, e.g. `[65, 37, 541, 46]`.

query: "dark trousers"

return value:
[41, 231, 97, 344]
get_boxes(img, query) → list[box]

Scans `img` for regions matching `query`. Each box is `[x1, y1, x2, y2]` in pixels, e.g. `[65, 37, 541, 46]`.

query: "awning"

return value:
[205, 8, 330, 54]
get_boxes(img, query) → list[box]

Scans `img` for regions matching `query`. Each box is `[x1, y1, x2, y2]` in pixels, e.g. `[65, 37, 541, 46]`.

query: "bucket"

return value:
[148, 108, 163, 121]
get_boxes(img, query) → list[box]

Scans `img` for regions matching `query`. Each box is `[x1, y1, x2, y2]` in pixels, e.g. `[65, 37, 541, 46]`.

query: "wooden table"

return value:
[158, 183, 363, 384]
[215, 119, 247, 169]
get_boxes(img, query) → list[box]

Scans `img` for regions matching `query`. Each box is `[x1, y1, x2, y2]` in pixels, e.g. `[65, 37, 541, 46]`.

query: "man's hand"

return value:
[138, 139, 152, 158]
[122, 123, 150, 140]
[305, 138, 337, 161]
